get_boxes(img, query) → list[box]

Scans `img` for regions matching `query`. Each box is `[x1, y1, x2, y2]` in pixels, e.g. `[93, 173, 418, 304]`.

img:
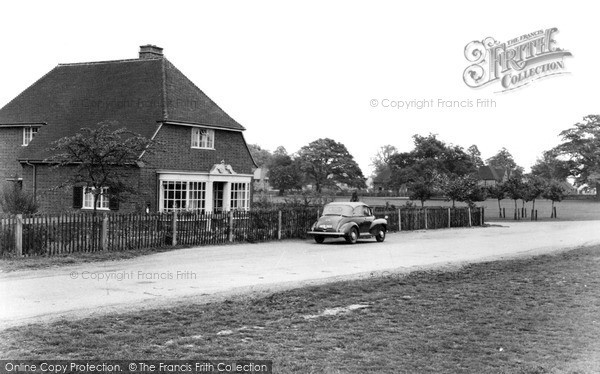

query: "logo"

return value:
[463, 28, 572, 92]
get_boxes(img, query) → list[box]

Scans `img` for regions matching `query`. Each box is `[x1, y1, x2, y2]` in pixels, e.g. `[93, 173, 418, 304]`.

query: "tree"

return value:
[388, 134, 477, 193]
[521, 175, 547, 218]
[467, 145, 484, 168]
[530, 150, 573, 181]
[371, 145, 398, 174]
[486, 147, 524, 177]
[503, 176, 524, 220]
[267, 147, 302, 195]
[248, 144, 272, 168]
[370, 145, 398, 191]
[0, 183, 39, 215]
[542, 180, 567, 218]
[297, 138, 366, 193]
[408, 179, 435, 207]
[553, 114, 600, 195]
[46, 121, 157, 214]
[486, 183, 506, 218]
[441, 175, 483, 208]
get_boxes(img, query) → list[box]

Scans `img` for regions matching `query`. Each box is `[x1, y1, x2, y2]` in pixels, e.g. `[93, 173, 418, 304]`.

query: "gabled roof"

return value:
[478, 166, 507, 181]
[0, 50, 244, 161]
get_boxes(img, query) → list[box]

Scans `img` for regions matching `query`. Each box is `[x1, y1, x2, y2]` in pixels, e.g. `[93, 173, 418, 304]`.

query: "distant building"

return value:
[477, 166, 509, 186]
[253, 167, 270, 191]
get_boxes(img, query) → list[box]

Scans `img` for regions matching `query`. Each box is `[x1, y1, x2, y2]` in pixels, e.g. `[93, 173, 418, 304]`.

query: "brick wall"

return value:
[22, 164, 145, 214]
[16, 124, 256, 214]
[138, 125, 256, 212]
[143, 124, 256, 173]
[0, 128, 25, 195]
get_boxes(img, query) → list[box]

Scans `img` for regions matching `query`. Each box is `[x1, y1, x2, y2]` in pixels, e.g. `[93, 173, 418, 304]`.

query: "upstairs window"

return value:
[191, 128, 215, 149]
[23, 127, 38, 146]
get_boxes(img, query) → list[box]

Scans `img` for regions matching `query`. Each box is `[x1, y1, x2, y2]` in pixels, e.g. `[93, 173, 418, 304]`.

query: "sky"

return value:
[0, 1, 596, 177]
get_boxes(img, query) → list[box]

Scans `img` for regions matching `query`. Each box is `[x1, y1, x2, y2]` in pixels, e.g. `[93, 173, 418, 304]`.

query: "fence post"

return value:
[468, 208, 472, 227]
[424, 208, 428, 230]
[398, 208, 402, 231]
[101, 213, 108, 251]
[228, 210, 234, 242]
[479, 207, 483, 226]
[447, 208, 451, 228]
[277, 210, 282, 240]
[171, 210, 178, 246]
[15, 214, 23, 256]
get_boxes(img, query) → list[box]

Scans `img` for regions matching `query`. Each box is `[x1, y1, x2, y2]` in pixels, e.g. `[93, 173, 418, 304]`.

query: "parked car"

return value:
[307, 202, 387, 244]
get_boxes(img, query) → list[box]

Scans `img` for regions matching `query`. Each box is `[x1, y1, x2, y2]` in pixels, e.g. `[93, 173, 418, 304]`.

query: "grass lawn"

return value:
[2, 246, 600, 373]
[336, 197, 600, 222]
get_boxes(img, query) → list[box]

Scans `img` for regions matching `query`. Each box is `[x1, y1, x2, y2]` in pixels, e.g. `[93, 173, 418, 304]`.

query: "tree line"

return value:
[252, 115, 600, 215]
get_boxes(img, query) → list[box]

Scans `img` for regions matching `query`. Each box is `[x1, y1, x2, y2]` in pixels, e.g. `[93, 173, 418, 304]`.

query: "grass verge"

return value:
[0, 247, 178, 273]
[2, 246, 600, 373]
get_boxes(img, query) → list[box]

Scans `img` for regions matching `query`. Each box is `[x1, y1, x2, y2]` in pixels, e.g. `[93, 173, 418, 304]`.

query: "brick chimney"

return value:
[139, 44, 163, 59]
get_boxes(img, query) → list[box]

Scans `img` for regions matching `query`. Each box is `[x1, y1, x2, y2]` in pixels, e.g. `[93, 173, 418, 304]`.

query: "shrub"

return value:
[0, 183, 39, 215]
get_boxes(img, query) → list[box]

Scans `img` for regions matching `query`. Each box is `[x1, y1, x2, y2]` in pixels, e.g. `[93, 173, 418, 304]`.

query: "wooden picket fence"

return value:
[0, 206, 483, 257]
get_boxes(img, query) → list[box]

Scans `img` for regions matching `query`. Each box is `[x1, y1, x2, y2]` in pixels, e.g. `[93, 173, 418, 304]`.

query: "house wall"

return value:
[139, 124, 256, 212]
[142, 124, 255, 173]
[22, 164, 145, 214]
[0, 127, 25, 195]
[17, 125, 256, 214]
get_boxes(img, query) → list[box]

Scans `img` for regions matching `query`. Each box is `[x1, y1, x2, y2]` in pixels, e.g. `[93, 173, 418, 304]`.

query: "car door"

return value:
[360, 206, 374, 233]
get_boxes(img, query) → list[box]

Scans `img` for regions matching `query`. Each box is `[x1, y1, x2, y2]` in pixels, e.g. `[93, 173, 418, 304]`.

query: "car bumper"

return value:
[307, 231, 346, 237]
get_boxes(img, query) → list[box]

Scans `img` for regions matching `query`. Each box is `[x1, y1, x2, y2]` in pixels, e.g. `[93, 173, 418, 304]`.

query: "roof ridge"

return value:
[57, 58, 161, 66]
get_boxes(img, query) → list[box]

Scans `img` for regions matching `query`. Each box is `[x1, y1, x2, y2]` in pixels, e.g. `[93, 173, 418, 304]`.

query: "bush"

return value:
[0, 183, 39, 215]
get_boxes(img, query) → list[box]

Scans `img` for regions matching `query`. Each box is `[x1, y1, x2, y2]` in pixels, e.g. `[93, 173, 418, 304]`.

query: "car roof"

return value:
[325, 202, 369, 208]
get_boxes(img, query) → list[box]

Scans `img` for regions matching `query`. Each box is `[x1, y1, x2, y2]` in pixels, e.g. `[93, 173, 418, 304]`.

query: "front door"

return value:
[213, 182, 225, 213]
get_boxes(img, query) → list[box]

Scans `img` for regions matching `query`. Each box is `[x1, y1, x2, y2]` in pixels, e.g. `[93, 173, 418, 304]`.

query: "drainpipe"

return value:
[24, 161, 37, 202]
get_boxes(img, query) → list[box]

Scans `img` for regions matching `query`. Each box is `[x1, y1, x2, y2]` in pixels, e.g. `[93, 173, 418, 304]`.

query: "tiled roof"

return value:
[0, 54, 244, 161]
[478, 166, 506, 181]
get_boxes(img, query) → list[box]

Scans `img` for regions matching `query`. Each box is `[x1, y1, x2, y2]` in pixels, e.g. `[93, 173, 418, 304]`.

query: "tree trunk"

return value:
[497, 199, 501, 218]
[93, 192, 99, 217]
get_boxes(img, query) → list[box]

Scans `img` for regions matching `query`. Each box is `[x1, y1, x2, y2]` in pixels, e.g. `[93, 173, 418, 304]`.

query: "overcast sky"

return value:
[0, 1, 596, 177]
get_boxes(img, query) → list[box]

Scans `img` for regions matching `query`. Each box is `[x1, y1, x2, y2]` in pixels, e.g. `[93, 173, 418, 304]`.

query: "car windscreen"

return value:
[322, 205, 354, 216]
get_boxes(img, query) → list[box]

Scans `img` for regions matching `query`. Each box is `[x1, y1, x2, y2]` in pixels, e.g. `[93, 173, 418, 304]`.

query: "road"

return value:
[1, 220, 600, 328]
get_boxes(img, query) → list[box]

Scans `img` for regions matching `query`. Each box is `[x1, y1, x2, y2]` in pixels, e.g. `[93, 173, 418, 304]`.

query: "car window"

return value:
[364, 207, 371, 216]
[323, 205, 353, 216]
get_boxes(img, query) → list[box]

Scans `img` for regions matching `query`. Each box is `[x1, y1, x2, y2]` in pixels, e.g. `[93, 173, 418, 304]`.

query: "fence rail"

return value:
[0, 206, 483, 257]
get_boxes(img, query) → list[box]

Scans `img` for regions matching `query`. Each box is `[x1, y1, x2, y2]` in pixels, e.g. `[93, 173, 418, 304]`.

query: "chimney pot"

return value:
[139, 44, 163, 59]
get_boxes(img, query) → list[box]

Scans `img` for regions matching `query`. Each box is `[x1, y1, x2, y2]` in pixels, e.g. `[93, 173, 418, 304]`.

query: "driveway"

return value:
[1, 220, 600, 328]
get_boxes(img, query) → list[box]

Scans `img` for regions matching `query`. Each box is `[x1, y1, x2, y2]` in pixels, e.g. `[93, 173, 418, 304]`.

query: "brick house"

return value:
[0, 45, 257, 214]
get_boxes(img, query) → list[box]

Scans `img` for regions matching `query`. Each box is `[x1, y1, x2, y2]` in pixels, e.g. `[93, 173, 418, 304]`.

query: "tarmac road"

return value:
[1, 220, 600, 328]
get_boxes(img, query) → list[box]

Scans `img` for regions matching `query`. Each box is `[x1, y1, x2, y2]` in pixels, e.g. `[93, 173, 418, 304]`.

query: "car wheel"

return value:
[375, 227, 386, 242]
[314, 236, 325, 244]
[345, 227, 358, 244]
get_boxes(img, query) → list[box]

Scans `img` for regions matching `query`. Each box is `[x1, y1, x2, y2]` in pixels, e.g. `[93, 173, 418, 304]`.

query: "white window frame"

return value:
[161, 180, 207, 213]
[83, 187, 110, 210]
[22, 127, 38, 146]
[230, 182, 250, 211]
[191, 128, 215, 149]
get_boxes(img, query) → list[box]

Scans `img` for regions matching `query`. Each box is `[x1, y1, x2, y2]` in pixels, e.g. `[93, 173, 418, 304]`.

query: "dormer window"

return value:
[191, 128, 214, 149]
[23, 127, 38, 146]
